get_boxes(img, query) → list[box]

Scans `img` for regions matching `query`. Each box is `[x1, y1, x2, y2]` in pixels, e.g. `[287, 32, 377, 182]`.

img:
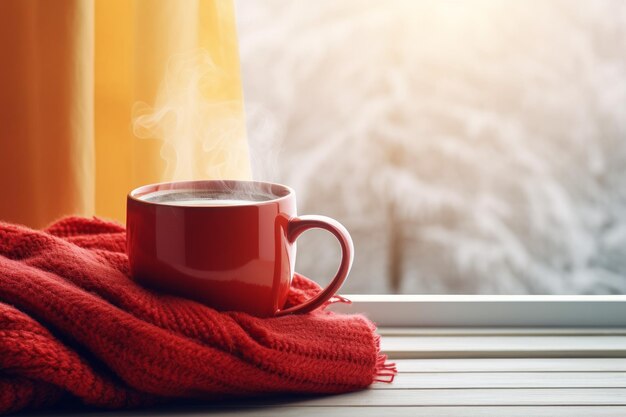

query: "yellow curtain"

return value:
[0, 0, 250, 229]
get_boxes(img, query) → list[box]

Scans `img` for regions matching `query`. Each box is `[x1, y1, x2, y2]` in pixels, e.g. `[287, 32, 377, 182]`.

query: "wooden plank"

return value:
[36, 389, 626, 412]
[197, 406, 626, 417]
[395, 358, 626, 373]
[205, 406, 626, 417]
[378, 327, 626, 336]
[223, 388, 626, 406]
[331, 295, 626, 327]
[372, 372, 626, 389]
[382, 336, 626, 358]
[43, 406, 626, 417]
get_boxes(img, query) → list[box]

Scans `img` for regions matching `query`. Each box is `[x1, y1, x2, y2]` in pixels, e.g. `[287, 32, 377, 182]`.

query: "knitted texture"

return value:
[0, 217, 395, 414]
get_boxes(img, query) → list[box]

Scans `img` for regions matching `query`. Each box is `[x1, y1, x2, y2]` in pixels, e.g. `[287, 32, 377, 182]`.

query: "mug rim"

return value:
[128, 180, 295, 208]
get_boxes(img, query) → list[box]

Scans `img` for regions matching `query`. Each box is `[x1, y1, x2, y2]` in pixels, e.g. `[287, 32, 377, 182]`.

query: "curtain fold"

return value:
[0, 0, 95, 229]
[0, 0, 250, 228]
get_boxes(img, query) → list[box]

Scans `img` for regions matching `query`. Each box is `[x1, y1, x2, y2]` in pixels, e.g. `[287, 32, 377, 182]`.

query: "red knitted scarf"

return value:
[0, 217, 395, 413]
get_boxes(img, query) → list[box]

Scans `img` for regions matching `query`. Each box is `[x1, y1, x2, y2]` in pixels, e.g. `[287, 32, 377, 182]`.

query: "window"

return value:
[237, 0, 626, 296]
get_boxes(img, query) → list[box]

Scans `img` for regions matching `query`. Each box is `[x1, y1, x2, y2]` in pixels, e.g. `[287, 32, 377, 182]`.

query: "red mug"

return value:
[126, 180, 353, 317]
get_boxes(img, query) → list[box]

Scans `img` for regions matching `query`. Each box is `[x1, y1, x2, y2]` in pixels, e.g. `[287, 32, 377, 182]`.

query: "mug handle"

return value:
[275, 215, 354, 316]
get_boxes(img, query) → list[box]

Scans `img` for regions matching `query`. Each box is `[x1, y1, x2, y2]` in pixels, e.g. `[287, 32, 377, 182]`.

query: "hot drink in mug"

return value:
[126, 180, 353, 317]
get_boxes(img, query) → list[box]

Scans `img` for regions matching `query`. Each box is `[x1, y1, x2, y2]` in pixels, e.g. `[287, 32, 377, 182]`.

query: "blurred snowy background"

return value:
[235, 0, 626, 294]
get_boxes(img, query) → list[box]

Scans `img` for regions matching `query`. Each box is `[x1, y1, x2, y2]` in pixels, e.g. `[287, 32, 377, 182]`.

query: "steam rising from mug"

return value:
[132, 49, 252, 185]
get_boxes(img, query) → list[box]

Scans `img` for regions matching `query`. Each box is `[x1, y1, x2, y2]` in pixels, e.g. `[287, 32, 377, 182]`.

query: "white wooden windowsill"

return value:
[29, 296, 626, 416]
[330, 294, 626, 327]
[30, 326, 626, 417]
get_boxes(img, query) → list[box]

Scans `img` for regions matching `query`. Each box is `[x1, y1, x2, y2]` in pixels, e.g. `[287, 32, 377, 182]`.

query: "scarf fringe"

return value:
[327, 294, 352, 305]
[374, 353, 397, 383]
[371, 329, 397, 383]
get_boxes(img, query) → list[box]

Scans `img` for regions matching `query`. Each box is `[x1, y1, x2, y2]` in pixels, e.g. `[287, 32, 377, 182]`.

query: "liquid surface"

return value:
[158, 199, 258, 207]
[140, 190, 275, 206]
